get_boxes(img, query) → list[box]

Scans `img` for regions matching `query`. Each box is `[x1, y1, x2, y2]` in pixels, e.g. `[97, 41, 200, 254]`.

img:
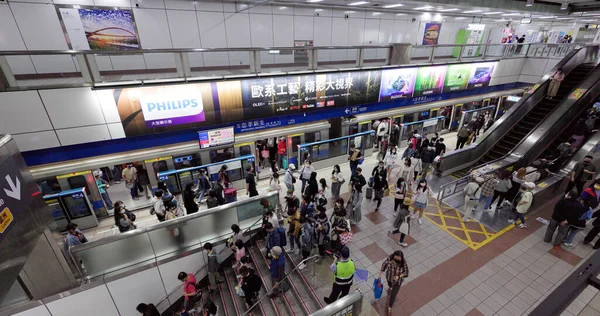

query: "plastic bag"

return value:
[235, 284, 245, 297]
[373, 278, 384, 300]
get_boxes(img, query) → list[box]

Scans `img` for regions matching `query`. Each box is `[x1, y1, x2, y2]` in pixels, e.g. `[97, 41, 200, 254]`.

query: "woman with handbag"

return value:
[331, 165, 345, 200]
[347, 183, 364, 224]
[114, 201, 136, 233]
[315, 212, 331, 262]
[389, 198, 411, 247]
[378, 250, 409, 315]
[330, 209, 349, 256]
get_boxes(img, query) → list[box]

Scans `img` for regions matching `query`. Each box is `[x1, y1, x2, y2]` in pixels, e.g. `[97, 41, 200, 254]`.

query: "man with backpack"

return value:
[298, 216, 314, 270]
[239, 266, 262, 310]
[420, 144, 436, 176]
[178, 271, 200, 311]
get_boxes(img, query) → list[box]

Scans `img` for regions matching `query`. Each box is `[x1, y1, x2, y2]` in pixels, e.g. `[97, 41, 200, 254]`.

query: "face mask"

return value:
[120, 209, 126, 214]
[420, 183, 425, 187]
[394, 258, 402, 264]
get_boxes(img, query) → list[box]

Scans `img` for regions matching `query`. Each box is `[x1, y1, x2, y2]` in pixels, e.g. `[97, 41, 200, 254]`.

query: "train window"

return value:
[210, 147, 235, 163]
[67, 175, 90, 195]
[403, 113, 416, 123]
[305, 132, 320, 143]
[239, 145, 252, 156]
[151, 161, 169, 173]
[418, 111, 430, 121]
[174, 154, 202, 169]
[348, 124, 359, 135]
[39, 179, 61, 195]
[290, 136, 301, 157]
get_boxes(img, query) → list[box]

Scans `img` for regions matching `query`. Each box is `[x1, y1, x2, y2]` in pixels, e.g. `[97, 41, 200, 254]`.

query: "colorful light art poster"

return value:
[414, 65, 447, 96]
[422, 23, 442, 45]
[467, 62, 495, 89]
[443, 64, 472, 92]
[59, 7, 140, 50]
[378, 68, 418, 101]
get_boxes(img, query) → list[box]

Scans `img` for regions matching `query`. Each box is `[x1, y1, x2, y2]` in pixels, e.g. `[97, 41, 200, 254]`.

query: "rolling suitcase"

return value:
[224, 187, 237, 203]
[366, 186, 373, 199]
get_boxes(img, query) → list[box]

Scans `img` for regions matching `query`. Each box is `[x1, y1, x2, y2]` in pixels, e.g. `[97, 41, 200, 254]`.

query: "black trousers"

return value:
[394, 198, 404, 212]
[584, 226, 600, 247]
[456, 136, 467, 149]
[491, 190, 508, 207]
[565, 179, 585, 195]
[326, 282, 352, 303]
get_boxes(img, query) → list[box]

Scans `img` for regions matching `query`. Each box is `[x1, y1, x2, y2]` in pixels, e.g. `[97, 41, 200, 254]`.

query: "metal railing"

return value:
[308, 290, 363, 316]
[0, 43, 581, 91]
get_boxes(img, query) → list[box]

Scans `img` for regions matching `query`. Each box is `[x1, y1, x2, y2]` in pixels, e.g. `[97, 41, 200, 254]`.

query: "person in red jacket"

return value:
[278, 137, 287, 167]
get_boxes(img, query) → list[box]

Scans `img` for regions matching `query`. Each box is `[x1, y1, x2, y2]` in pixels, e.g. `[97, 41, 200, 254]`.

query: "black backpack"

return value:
[245, 273, 263, 293]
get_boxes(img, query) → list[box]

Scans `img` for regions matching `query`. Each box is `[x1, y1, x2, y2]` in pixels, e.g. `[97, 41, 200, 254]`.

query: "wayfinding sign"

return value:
[0, 157, 27, 242]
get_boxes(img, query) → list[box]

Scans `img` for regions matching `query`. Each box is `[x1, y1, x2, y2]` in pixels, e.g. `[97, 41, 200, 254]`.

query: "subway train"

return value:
[29, 89, 524, 225]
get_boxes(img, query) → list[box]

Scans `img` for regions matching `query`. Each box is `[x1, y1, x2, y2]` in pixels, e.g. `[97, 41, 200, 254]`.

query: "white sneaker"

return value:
[298, 263, 306, 270]
[508, 219, 515, 224]
[284, 247, 291, 252]
[563, 242, 573, 247]
[398, 242, 408, 247]
[418, 218, 423, 224]
[261, 247, 267, 253]
[518, 223, 527, 228]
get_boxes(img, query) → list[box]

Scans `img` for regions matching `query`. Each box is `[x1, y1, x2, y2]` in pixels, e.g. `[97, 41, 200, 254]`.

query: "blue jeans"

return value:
[480, 195, 493, 210]
[565, 228, 579, 244]
[513, 211, 525, 225]
[129, 180, 139, 198]
[301, 179, 308, 194]
[198, 188, 208, 202]
[288, 234, 300, 250]
[101, 192, 113, 209]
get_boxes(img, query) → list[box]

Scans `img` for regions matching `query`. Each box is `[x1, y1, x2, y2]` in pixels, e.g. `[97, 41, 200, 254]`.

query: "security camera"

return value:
[412, 18, 416, 22]
[135, 3, 139, 7]
[315, 12, 320, 16]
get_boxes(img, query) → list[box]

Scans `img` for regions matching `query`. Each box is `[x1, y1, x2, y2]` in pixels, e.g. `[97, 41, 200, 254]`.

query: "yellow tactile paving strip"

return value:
[389, 187, 514, 250]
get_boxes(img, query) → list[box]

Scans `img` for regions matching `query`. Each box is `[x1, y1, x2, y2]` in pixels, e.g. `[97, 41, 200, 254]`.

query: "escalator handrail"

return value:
[468, 62, 600, 172]
[437, 46, 594, 175]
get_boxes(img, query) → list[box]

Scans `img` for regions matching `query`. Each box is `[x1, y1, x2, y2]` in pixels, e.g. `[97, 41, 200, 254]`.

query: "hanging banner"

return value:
[422, 23, 442, 45]
[58, 7, 141, 50]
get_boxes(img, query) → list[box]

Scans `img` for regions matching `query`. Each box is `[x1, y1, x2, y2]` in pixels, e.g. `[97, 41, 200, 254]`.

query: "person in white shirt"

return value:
[151, 190, 167, 222]
[410, 153, 423, 181]
[330, 165, 345, 200]
[412, 179, 432, 224]
[462, 177, 484, 222]
[300, 160, 315, 194]
[508, 182, 535, 228]
[384, 146, 399, 178]
[283, 164, 296, 191]
[396, 159, 415, 185]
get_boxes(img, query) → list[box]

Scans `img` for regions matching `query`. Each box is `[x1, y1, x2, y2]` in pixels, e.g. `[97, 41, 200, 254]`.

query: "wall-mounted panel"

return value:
[347, 18, 365, 46]
[132, 0, 166, 9]
[45, 284, 119, 316]
[195, 0, 223, 12]
[249, 14, 274, 47]
[12, 131, 61, 152]
[133, 8, 173, 49]
[0, 91, 53, 134]
[30, 55, 77, 74]
[95, 90, 120, 123]
[106, 267, 167, 316]
[10, 2, 69, 50]
[293, 15, 314, 41]
[12, 305, 52, 316]
[56, 125, 112, 146]
[40, 88, 106, 129]
[167, 10, 201, 48]
[93, 0, 131, 6]
[272, 15, 294, 47]
[109, 55, 147, 71]
[164, 0, 195, 10]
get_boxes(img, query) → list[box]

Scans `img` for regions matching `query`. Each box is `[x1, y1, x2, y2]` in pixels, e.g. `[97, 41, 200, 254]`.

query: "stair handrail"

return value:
[242, 254, 320, 315]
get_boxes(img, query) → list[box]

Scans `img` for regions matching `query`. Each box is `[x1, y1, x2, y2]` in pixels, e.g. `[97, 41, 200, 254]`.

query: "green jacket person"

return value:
[324, 246, 355, 304]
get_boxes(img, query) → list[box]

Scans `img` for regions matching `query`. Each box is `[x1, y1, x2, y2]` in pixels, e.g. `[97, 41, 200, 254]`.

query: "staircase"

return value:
[452, 63, 597, 178]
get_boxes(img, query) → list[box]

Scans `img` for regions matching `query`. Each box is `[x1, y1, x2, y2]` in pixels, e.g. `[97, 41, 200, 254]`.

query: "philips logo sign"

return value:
[139, 88, 206, 126]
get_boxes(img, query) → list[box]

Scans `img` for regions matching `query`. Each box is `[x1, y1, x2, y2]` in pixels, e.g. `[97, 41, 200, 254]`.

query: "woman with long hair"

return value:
[508, 167, 527, 201]
[306, 171, 319, 201]
[394, 177, 408, 213]
[412, 179, 432, 224]
[396, 159, 414, 183]
[491, 170, 512, 208]
[114, 201, 135, 233]
[384, 146, 398, 178]
[330, 165, 344, 200]
[183, 182, 198, 215]
[378, 250, 409, 315]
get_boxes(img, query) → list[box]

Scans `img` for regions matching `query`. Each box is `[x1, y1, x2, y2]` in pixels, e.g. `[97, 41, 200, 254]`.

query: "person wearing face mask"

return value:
[412, 179, 432, 224]
[384, 146, 398, 178]
[378, 250, 409, 315]
[394, 177, 408, 213]
[347, 183, 364, 223]
[545, 190, 586, 249]
[300, 160, 315, 194]
[508, 182, 535, 228]
[565, 155, 597, 195]
[372, 168, 388, 212]
[349, 167, 366, 191]
[122, 163, 139, 200]
[330, 165, 345, 200]
[114, 201, 136, 232]
[462, 177, 484, 222]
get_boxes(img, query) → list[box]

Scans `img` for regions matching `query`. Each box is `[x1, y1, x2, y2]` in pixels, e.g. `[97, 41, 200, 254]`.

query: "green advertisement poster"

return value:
[443, 64, 472, 92]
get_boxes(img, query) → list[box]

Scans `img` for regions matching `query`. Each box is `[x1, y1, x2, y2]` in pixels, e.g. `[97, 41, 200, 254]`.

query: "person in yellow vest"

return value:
[323, 246, 355, 304]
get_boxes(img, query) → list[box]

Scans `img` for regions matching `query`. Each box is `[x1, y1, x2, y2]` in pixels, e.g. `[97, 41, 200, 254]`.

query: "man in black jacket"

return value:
[544, 191, 586, 249]
[239, 266, 262, 309]
[420, 144, 436, 176]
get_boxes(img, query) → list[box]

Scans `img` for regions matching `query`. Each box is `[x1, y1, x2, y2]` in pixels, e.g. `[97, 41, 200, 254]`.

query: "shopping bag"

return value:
[235, 284, 245, 297]
[399, 220, 409, 235]
[373, 278, 384, 300]
[340, 231, 353, 245]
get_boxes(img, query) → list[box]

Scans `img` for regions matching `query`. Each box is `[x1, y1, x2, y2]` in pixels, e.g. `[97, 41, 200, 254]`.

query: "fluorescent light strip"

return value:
[463, 10, 482, 13]
[439, 8, 459, 12]
[414, 5, 433, 10]
[384, 3, 404, 8]
[502, 13, 521, 16]
[348, 1, 369, 5]
[538, 16, 555, 19]
[483, 11, 503, 15]
[307, 0, 324, 2]
[455, 17, 467, 19]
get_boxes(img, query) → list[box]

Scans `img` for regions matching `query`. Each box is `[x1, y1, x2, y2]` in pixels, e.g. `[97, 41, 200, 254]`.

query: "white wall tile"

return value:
[0, 5, 26, 50]
[12, 305, 52, 316]
[273, 15, 294, 46]
[0, 91, 52, 134]
[249, 14, 274, 47]
[12, 131, 60, 151]
[134, 8, 173, 49]
[143, 52, 176, 69]
[167, 10, 201, 48]
[225, 13, 251, 48]
[109, 55, 147, 71]
[347, 19, 365, 46]
[331, 18, 349, 46]
[107, 122, 126, 139]
[56, 125, 112, 146]
[46, 285, 119, 316]
[40, 88, 106, 129]
[131, 0, 165, 9]
[30, 55, 77, 74]
[93, 0, 131, 6]
[196, 0, 223, 12]
[96, 56, 114, 71]
[164, 0, 195, 10]
[106, 267, 167, 316]
[249, 4, 272, 14]
[294, 15, 314, 41]
[313, 17, 332, 47]
[378, 19, 394, 45]
[272, 6, 292, 15]
[95, 90, 120, 123]
[9, 2, 69, 50]
[197, 11, 227, 48]
[363, 19, 379, 45]
[6, 56, 36, 75]
[293, 6, 315, 16]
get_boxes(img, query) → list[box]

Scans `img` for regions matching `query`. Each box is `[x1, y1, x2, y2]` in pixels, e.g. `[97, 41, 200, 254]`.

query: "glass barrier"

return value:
[70, 191, 278, 278]
[297, 130, 375, 164]
[398, 116, 445, 148]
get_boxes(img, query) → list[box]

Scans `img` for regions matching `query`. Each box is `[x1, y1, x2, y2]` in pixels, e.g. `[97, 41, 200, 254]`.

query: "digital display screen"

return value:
[414, 65, 447, 97]
[443, 64, 472, 93]
[467, 62, 495, 89]
[379, 68, 418, 101]
[198, 127, 235, 149]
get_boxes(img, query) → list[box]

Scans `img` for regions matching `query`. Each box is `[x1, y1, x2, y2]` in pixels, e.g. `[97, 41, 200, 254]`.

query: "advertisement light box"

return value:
[198, 127, 235, 149]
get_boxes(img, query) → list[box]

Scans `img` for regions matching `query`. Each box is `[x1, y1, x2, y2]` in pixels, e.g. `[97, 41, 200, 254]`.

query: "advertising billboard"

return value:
[422, 23, 442, 45]
[379, 68, 418, 101]
[443, 64, 472, 92]
[414, 65, 447, 96]
[58, 7, 140, 50]
[198, 127, 235, 149]
[467, 62, 495, 89]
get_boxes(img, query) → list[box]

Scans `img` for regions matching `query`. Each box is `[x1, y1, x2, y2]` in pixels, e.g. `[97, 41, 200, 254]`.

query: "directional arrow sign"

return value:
[345, 108, 350, 115]
[4, 175, 20, 201]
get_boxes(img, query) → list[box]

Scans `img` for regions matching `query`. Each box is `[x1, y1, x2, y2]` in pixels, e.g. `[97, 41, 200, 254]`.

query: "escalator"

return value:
[451, 63, 597, 178]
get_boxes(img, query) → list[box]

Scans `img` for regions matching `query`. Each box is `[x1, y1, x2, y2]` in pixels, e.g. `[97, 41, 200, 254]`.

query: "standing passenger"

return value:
[379, 251, 409, 315]
[246, 166, 259, 197]
[203, 242, 225, 293]
[547, 68, 564, 99]
[94, 171, 113, 210]
[348, 144, 362, 176]
[331, 165, 344, 200]
[122, 163, 139, 200]
[323, 246, 355, 304]
[412, 179, 431, 224]
[300, 160, 315, 194]
[347, 184, 364, 224]
[284, 164, 296, 192]
[183, 183, 199, 215]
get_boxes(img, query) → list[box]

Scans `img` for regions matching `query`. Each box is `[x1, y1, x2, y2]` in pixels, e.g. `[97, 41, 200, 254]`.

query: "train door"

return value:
[56, 171, 107, 218]
[450, 104, 463, 131]
[440, 105, 453, 129]
[482, 98, 491, 108]
[418, 111, 430, 121]
[144, 156, 174, 192]
[430, 108, 439, 118]
[287, 133, 304, 167]
[303, 131, 323, 161]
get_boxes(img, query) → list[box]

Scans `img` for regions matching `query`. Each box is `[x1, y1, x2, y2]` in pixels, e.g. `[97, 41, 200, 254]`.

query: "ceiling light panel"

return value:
[383, 3, 404, 8]
[348, 1, 369, 5]
[463, 10, 482, 13]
